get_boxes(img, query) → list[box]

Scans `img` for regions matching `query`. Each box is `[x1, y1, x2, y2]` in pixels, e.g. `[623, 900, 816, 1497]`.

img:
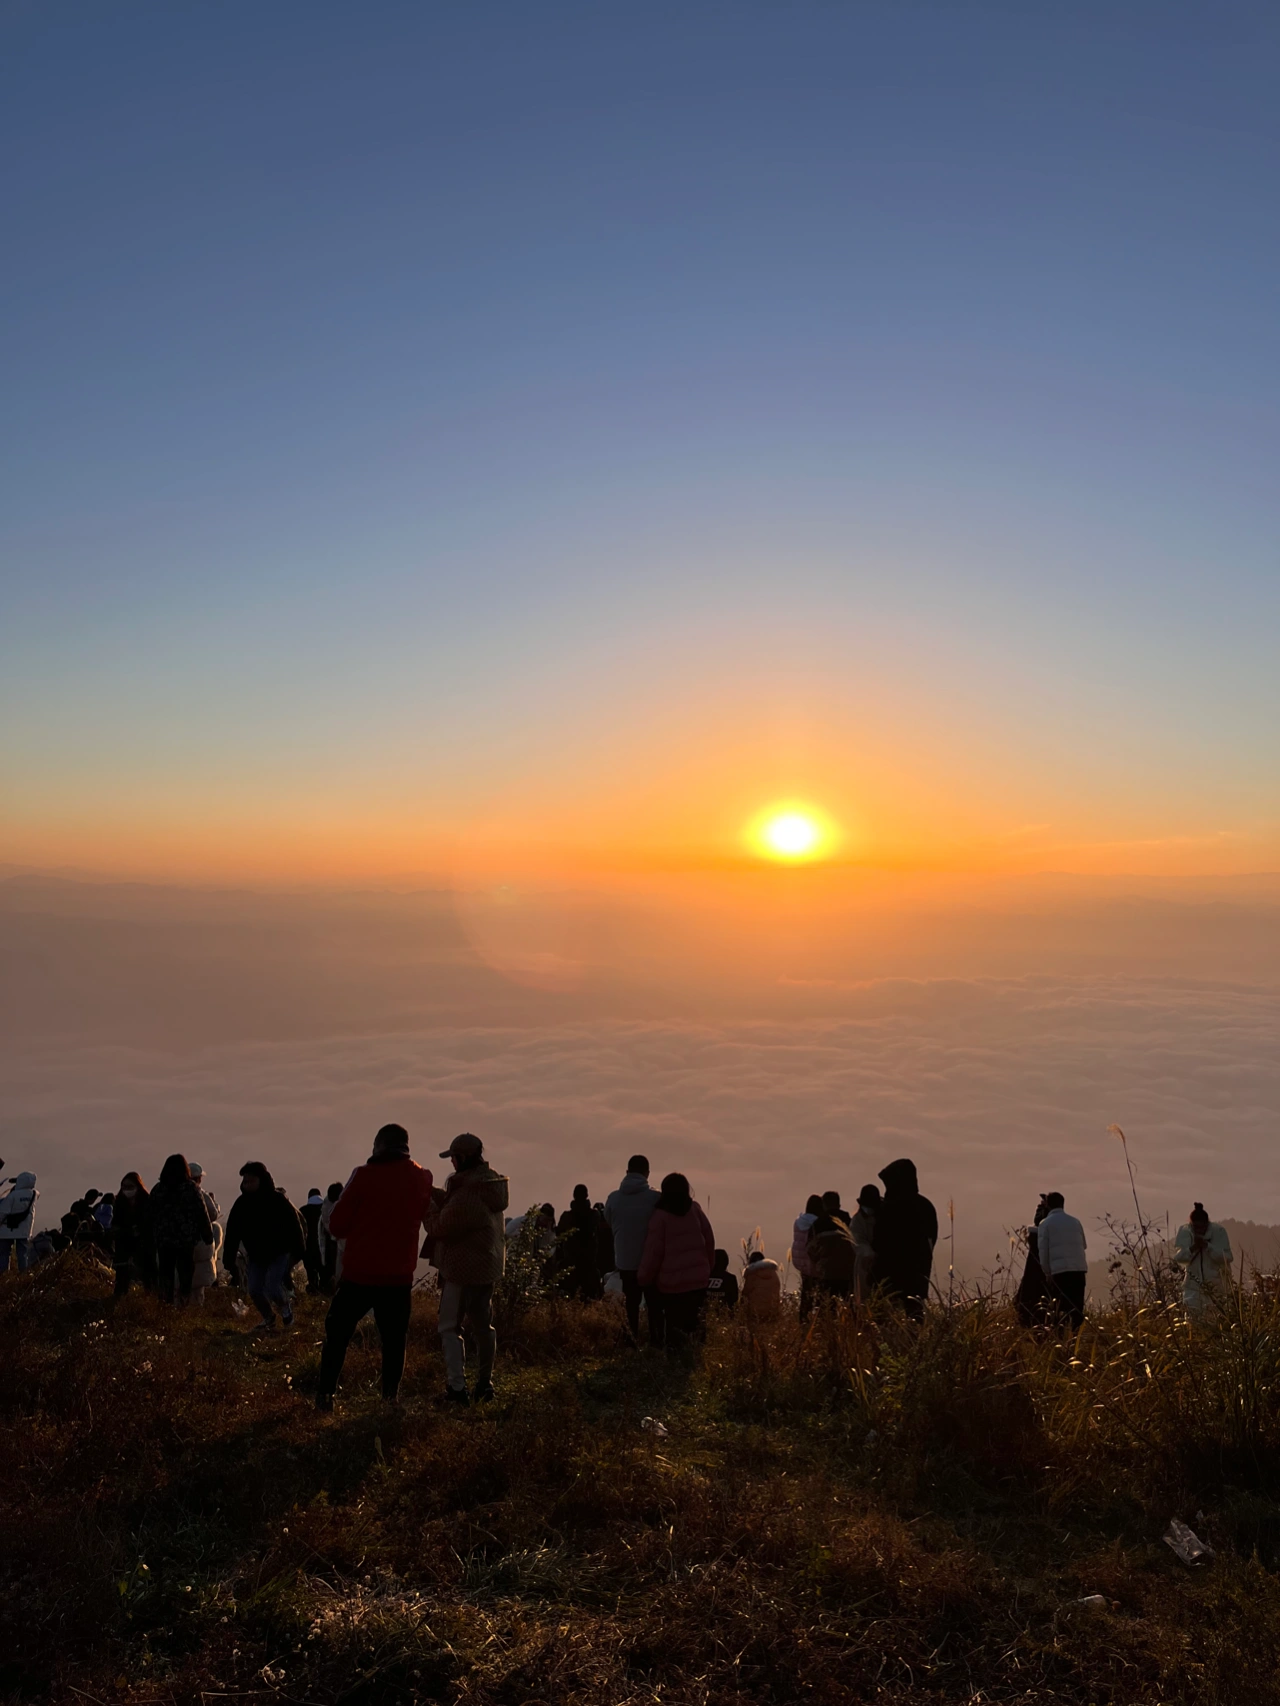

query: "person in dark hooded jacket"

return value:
[111, 1171, 156, 1296]
[222, 1162, 306, 1333]
[556, 1185, 604, 1300]
[150, 1154, 214, 1304]
[870, 1158, 938, 1320]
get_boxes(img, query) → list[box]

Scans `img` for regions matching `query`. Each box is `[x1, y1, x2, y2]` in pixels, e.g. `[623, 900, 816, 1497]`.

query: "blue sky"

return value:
[2, 1, 1277, 876]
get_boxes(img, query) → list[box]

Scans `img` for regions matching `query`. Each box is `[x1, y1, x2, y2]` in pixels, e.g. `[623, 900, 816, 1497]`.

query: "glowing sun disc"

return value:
[750, 805, 834, 862]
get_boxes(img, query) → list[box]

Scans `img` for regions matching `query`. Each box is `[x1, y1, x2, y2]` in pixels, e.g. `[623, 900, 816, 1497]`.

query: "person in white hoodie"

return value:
[1173, 1203, 1233, 1316]
[188, 1162, 222, 1303]
[790, 1194, 823, 1320]
[0, 1172, 39, 1273]
[604, 1155, 662, 1346]
[1037, 1191, 1088, 1331]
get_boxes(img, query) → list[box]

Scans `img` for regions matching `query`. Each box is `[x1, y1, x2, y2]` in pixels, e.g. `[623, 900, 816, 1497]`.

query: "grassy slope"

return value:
[4, 1254, 1280, 1705]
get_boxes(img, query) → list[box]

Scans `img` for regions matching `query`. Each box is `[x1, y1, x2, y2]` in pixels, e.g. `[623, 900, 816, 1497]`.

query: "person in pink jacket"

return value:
[637, 1173, 715, 1351]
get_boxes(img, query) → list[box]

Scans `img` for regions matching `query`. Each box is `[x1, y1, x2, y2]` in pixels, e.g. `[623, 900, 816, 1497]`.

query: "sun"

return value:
[749, 804, 835, 863]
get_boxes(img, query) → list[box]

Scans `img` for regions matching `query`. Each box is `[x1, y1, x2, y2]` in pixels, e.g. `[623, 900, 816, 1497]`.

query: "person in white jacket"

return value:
[1173, 1203, 1233, 1316]
[604, 1156, 662, 1346]
[0, 1172, 39, 1273]
[1037, 1192, 1087, 1331]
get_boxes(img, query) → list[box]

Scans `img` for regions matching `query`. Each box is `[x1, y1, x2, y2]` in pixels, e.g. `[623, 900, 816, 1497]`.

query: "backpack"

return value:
[810, 1220, 857, 1284]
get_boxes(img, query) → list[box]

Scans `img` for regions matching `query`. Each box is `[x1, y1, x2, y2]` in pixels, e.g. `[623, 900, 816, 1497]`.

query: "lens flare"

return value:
[749, 805, 835, 863]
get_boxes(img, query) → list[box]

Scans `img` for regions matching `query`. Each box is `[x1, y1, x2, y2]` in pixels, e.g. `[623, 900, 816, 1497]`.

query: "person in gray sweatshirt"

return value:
[604, 1155, 663, 1346]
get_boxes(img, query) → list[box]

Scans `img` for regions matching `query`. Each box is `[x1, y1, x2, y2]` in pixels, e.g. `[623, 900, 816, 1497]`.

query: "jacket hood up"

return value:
[14, 1172, 36, 1189]
[240, 1162, 276, 1193]
[879, 1158, 919, 1197]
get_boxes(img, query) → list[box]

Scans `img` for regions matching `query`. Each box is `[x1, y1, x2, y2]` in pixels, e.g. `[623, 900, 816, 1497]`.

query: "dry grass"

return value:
[4, 1253, 1280, 1704]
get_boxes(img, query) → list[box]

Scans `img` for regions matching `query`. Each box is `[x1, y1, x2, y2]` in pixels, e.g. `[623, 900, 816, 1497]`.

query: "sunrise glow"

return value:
[750, 806, 834, 863]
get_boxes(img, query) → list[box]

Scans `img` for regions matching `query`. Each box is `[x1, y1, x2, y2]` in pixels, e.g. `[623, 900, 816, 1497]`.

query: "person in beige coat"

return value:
[741, 1251, 782, 1327]
[428, 1133, 509, 1405]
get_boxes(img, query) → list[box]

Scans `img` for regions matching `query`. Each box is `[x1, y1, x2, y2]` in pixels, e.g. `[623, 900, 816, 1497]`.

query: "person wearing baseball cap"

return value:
[427, 1133, 509, 1404]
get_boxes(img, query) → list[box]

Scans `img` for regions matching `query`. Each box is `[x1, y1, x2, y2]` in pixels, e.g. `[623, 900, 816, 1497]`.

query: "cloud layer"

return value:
[7, 973, 1277, 1277]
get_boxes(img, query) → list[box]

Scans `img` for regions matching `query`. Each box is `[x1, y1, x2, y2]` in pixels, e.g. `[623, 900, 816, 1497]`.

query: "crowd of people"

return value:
[0, 1140, 1238, 1411]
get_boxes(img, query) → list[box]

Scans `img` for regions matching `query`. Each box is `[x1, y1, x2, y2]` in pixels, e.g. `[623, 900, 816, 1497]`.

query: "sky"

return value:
[2, 0, 1278, 882]
[2, 4, 1278, 1258]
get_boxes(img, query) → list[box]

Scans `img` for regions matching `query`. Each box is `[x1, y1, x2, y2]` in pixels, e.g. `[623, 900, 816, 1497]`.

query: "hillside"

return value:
[6, 1254, 1280, 1705]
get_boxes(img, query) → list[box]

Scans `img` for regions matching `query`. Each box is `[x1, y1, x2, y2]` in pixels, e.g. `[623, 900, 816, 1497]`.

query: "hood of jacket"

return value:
[618, 1172, 653, 1195]
[13, 1172, 36, 1189]
[879, 1158, 919, 1197]
[446, 1164, 510, 1213]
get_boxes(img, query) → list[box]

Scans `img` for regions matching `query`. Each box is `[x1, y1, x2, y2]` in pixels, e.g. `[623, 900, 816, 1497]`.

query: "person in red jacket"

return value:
[315, 1124, 434, 1412]
[637, 1173, 715, 1353]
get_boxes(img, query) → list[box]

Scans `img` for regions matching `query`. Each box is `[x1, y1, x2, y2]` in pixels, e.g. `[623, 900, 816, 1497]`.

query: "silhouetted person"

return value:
[1038, 1191, 1087, 1333]
[821, 1189, 852, 1228]
[556, 1184, 603, 1300]
[93, 1191, 115, 1244]
[111, 1172, 156, 1296]
[742, 1250, 782, 1325]
[849, 1184, 880, 1303]
[808, 1201, 858, 1301]
[300, 1189, 324, 1293]
[1015, 1195, 1052, 1328]
[592, 1199, 615, 1278]
[707, 1248, 739, 1316]
[223, 1162, 306, 1333]
[637, 1173, 715, 1355]
[1173, 1202, 1233, 1316]
[320, 1181, 344, 1288]
[0, 1172, 38, 1273]
[150, 1155, 213, 1305]
[604, 1155, 662, 1346]
[316, 1125, 435, 1411]
[791, 1194, 823, 1321]
[871, 1158, 938, 1320]
[430, 1134, 509, 1404]
[188, 1162, 221, 1303]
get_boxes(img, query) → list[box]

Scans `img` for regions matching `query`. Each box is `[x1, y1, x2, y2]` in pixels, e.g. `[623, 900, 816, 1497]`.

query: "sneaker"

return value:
[314, 1392, 334, 1413]
[472, 1382, 496, 1404]
[382, 1392, 401, 1408]
[281, 1305, 295, 1328]
[444, 1385, 470, 1406]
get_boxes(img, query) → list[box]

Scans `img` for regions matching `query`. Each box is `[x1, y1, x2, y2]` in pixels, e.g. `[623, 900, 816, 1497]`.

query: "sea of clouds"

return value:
[6, 955, 1277, 1278]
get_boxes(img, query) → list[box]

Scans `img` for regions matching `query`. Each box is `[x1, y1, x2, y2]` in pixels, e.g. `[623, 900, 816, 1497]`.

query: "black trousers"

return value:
[618, 1269, 664, 1345]
[1049, 1270, 1086, 1333]
[662, 1288, 707, 1350]
[318, 1281, 412, 1398]
[156, 1243, 195, 1304]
